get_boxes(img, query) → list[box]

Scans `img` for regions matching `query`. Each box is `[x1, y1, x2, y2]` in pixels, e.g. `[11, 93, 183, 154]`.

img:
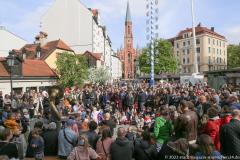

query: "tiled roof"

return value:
[0, 59, 57, 77]
[176, 26, 225, 40]
[84, 51, 102, 60]
[0, 62, 9, 76]
[20, 39, 73, 60]
[22, 59, 56, 77]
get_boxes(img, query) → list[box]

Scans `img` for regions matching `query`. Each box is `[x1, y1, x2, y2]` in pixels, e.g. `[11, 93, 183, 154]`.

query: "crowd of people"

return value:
[0, 81, 240, 160]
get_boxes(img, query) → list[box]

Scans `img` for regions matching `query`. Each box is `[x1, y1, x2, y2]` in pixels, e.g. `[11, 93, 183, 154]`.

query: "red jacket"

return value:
[220, 114, 232, 127]
[204, 117, 221, 151]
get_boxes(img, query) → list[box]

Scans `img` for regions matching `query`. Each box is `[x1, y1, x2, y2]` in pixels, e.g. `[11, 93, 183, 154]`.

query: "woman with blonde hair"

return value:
[67, 135, 99, 160]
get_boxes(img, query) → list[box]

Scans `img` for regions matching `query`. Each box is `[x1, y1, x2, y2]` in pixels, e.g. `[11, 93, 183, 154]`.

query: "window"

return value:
[177, 51, 179, 56]
[217, 57, 218, 63]
[196, 39, 200, 44]
[208, 47, 211, 53]
[217, 49, 219, 54]
[220, 49, 221, 55]
[176, 43, 179, 48]
[197, 56, 200, 63]
[224, 58, 225, 64]
[183, 42, 186, 46]
[213, 48, 215, 54]
[187, 49, 190, 54]
[183, 58, 185, 64]
[220, 41, 221, 47]
[208, 38, 211, 44]
[196, 47, 200, 53]
[217, 40, 218, 46]
[220, 57, 222, 63]
[187, 58, 190, 64]
[188, 41, 190, 45]
[213, 39, 215, 45]
[183, 49, 185, 55]
[223, 42, 225, 47]
[208, 56, 211, 63]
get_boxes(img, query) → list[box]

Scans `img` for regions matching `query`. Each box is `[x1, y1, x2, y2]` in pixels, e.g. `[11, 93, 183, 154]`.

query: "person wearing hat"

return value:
[42, 122, 59, 156]
[58, 119, 78, 159]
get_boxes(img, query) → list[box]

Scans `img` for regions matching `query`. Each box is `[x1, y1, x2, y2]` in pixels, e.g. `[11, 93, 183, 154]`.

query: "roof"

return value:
[0, 59, 57, 77]
[22, 59, 56, 77]
[175, 25, 225, 40]
[125, 1, 132, 22]
[84, 51, 102, 60]
[20, 39, 73, 60]
[0, 62, 9, 76]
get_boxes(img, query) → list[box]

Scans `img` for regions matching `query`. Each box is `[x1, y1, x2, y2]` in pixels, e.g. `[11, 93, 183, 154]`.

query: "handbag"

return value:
[63, 129, 77, 147]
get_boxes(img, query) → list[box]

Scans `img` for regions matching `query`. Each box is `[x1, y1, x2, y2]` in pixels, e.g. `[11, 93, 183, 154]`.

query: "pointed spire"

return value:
[125, 1, 132, 22]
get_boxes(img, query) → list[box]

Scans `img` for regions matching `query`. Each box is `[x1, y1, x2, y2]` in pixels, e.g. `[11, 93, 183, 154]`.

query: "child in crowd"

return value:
[30, 128, 44, 160]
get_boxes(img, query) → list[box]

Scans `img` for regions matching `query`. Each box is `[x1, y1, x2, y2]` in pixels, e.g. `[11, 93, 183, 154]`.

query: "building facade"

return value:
[0, 26, 27, 57]
[0, 57, 57, 95]
[172, 23, 227, 73]
[118, 2, 137, 79]
[111, 55, 122, 80]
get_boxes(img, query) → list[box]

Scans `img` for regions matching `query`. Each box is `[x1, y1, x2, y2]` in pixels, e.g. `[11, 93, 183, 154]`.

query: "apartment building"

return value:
[172, 23, 227, 73]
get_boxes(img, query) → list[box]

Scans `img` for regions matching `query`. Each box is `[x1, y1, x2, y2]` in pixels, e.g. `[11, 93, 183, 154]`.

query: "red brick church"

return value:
[118, 2, 138, 79]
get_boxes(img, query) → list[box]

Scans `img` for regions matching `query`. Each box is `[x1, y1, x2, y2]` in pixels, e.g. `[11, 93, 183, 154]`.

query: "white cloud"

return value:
[225, 25, 240, 44]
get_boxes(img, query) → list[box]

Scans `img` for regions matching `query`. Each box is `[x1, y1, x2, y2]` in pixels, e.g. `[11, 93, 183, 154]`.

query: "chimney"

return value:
[34, 31, 48, 46]
[211, 27, 215, 32]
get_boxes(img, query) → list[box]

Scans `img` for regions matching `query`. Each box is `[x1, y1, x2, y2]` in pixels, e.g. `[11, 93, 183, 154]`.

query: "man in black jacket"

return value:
[42, 122, 59, 156]
[110, 127, 134, 160]
[220, 109, 240, 156]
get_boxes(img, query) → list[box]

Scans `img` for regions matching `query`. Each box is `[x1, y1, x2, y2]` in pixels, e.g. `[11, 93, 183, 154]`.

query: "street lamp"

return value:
[7, 50, 15, 101]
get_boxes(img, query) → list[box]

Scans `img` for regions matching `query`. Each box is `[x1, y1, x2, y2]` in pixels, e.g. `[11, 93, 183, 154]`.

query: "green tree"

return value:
[227, 44, 240, 68]
[56, 52, 88, 87]
[139, 39, 178, 74]
[88, 67, 110, 85]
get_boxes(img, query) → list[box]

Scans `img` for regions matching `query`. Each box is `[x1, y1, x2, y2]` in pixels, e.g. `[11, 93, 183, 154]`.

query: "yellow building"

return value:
[171, 23, 227, 73]
[17, 32, 75, 70]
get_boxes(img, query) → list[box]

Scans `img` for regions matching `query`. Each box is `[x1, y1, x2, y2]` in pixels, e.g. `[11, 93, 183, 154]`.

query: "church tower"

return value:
[118, 1, 137, 79]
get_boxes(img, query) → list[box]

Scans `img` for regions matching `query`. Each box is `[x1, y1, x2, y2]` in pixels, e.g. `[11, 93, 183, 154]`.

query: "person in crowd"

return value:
[157, 138, 189, 160]
[197, 95, 211, 118]
[229, 96, 240, 110]
[110, 127, 134, 160]
[26, 121, 44, 157]
[0, 128, 19, 159]
[204, 107, 221, 151]
[220, 109, 240, 156]
[195, 134, 222, 160]
[58, 119, 78, 159]
[220, 105, 232, 127]
[30, 128, 44, 160]
[42, 122, 59, 156]
[86, 121, 99, 150]
[67, 135, 99, 160]
[125, 126, 136, 141]
[96, 127, 113, 160]
[0, 91, 3, 110]
[154, 107, 173, 147]
[101, 112, 116, 136]
[134, 131, 157, 160]
[175, 100, 198, 144]
[138, 89, 147, 113]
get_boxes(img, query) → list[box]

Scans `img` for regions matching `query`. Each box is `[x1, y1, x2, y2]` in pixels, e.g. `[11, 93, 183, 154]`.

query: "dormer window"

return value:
[22, 48, 27, 59]
[36, 45, 41, 59]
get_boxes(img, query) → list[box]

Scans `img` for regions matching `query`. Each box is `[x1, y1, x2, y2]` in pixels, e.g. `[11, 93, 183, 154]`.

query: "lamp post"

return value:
[7, 50, 15, 101]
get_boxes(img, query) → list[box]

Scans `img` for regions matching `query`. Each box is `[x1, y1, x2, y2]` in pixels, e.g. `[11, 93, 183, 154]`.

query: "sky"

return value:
[0, 0, 240, 51]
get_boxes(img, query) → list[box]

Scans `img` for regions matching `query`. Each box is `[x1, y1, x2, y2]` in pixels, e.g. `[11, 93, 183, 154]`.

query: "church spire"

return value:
[125, 1, 132, 22]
